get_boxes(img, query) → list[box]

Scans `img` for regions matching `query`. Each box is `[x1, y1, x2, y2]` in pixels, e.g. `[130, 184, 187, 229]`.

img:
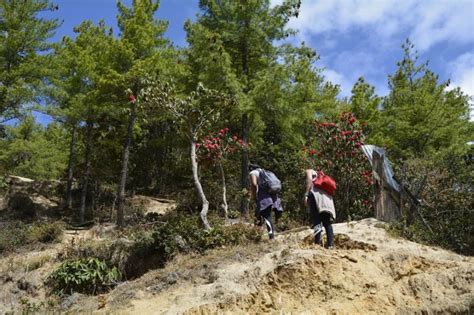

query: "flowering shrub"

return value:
[302, 112, 373, 221]
[197, 128, 248, 166]
[197, 128, 249, 217]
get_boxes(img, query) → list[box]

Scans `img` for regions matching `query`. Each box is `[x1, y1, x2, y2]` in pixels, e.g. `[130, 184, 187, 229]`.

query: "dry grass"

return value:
[0, 251, 55, 275]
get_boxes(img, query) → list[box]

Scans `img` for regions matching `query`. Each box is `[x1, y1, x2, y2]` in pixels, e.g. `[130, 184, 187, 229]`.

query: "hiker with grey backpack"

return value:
[249, 163, 283, 240]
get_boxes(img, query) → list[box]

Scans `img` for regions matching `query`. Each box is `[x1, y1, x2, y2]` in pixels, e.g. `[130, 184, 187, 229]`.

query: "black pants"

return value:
[259, 207, 281, 239]
[308, 193, 334, 247]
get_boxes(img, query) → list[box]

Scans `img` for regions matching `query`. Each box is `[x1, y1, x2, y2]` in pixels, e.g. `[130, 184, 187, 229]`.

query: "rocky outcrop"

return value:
[1, 175, 61, 219]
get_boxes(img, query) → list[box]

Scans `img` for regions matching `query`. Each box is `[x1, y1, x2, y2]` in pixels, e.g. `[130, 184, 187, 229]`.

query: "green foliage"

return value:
[19, 296, 59, 314]
[0, 116, 68, 179]
[62, 214, 262, 277]
[150, 214, 262, 262]
[0, 0, 59, 121]
[47, 257, 122, 295]
[0, 220, 64, 253]
[390, 155, 473, 255]
[303, 112, 374, 221]
[227, 210, 240, 219]
[373, 39, 473, 160]
[253, 142, 307, 222]
[28, 220, 65, 243]
[349, 77, 381, 140]
[186, 1, 337, 149]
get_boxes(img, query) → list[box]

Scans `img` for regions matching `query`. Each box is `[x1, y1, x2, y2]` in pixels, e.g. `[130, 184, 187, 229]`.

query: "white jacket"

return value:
[310, 170, 336, 220]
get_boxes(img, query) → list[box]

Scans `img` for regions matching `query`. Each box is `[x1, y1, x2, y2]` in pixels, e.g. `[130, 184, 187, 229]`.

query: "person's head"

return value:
[248, 163, 261, 171]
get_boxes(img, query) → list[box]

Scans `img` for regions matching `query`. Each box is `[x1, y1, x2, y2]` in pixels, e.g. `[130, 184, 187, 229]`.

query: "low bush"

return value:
[149, 214, 262, 259]
[29, 221, 65, 243]
[0, 220, 64, 253]
[61, 214, 263, 280]
[47, 257, 121, 295]
[390, 156, 473, 255]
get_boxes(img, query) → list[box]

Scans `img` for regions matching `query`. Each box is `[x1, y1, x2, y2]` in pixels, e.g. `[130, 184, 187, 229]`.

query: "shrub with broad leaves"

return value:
[47, 257, 121, 295]
[302, 112, 374, 221]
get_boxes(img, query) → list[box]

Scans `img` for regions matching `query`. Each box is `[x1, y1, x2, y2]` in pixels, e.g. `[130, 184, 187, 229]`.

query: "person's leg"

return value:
[274, 208, 282, 224]
[260, 206, 275, 239]
[321, 212, 334, 248]
[308, 194, 323, 245]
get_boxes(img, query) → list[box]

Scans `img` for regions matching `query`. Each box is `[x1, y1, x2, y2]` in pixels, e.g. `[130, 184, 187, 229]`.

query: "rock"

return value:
[60, 293, 82, 310]
[2, 175, 61, 219]
[166, 272, 180, 285]
[174, 235, 188, 251]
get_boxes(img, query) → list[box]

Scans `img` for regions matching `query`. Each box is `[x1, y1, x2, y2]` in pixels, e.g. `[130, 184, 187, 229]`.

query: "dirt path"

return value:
[104, 219, 473, 314]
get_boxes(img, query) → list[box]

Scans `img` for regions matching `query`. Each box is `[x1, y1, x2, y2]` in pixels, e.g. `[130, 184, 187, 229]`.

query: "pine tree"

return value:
[377, 39, 473, 160]
[186, 0, 304, 213]
[50, 20, 116, 222]
[114, 0, 176, 227]
[0, 0, 59, 122]
[349, 77, 381, 141]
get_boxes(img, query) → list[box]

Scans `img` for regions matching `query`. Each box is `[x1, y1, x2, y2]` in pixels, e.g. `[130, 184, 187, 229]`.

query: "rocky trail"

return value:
[110, 219, 473, 314]
[1, 218, 473, 314]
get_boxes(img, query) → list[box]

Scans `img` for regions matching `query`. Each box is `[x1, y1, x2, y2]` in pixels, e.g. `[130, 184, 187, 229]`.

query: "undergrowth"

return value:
[47, 257, 121, 295]
[0, 220, 65, 253]
[56, 213, 263, 295]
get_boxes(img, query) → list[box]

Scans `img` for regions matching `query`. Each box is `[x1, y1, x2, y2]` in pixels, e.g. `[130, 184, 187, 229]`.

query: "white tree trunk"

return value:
[218, 162, 228, 218]
[191, 140, 211, 229]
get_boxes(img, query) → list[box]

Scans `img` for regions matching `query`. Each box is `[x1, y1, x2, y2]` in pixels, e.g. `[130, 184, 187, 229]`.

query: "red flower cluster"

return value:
[301, 111, 373, 218]
[128, 94, 136, 103]
[340, 111, 358, 125]
[361, 170, 373, 185]
[197, 128, 249, 165]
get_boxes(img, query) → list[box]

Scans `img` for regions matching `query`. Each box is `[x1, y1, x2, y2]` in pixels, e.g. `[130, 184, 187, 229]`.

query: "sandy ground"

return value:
[1, 218, 472, 314]
[109, 219, 474, 315]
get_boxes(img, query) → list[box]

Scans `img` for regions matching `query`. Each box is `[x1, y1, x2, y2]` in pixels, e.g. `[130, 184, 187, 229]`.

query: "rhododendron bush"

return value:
[303, 112, 374, 221]
[197, 128, 249, 217]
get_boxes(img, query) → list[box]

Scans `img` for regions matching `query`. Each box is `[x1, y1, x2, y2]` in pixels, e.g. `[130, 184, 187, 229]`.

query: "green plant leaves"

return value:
[47, 257, 122, 295]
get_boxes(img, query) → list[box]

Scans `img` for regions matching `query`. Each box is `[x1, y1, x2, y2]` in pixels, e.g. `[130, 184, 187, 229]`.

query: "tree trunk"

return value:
[116, 102, 136, 227]
[239, 17, 250, 215]
[240, 113, 249, 215]
[79, 121, 93, 224]
[66, 123, 77, 209]
[218, 161, 228, 218]
[191, 139, 211, 230]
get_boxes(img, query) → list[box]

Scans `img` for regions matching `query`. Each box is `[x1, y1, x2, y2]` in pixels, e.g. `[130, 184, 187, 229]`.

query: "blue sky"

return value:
[36, 0, 473, 123]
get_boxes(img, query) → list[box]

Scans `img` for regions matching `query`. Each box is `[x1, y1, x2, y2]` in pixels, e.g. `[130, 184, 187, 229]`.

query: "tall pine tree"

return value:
[377, 39, 472, 160]
[0, 0, 59, 122]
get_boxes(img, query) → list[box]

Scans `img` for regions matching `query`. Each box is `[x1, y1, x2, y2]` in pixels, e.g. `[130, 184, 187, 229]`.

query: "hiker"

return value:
[304, 169, 336, 248]
[249, 163, 283, 240]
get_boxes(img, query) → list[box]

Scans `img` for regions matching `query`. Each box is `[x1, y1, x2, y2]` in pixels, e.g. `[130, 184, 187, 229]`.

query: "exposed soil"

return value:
[1, 218, 473, 314]
[111, 219, 474, 314]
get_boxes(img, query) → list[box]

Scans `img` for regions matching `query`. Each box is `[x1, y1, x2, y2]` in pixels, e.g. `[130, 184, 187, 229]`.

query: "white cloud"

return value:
[449, 53, 474, 120]
[276, 0, 474, 51]
[323, 68, 353, 97]
[449, 53, 474, 97]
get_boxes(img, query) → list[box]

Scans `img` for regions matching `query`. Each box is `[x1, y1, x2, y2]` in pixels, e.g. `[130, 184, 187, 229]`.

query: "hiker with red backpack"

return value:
[304, 169, 336, 248]
[249, 163, 283, 240]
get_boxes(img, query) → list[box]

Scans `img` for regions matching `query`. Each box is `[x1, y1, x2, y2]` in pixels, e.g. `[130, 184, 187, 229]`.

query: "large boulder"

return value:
[1, 175, 61, 219]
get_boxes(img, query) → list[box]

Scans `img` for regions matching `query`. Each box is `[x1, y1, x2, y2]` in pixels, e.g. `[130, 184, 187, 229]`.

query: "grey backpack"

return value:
[259, 169, 282, 195]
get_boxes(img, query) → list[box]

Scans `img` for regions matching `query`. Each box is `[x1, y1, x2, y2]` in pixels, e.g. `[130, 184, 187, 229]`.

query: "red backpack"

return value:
[312, 171, 336, 196]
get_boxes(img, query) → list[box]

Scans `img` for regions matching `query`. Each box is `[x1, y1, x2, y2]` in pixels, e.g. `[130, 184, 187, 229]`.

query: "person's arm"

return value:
[304, 169, 313, 207]
[250, 173, 258, 201]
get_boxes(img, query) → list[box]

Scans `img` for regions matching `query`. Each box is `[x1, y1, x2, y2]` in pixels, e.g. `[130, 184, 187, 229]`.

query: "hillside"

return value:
[1, 218, 472, 314]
